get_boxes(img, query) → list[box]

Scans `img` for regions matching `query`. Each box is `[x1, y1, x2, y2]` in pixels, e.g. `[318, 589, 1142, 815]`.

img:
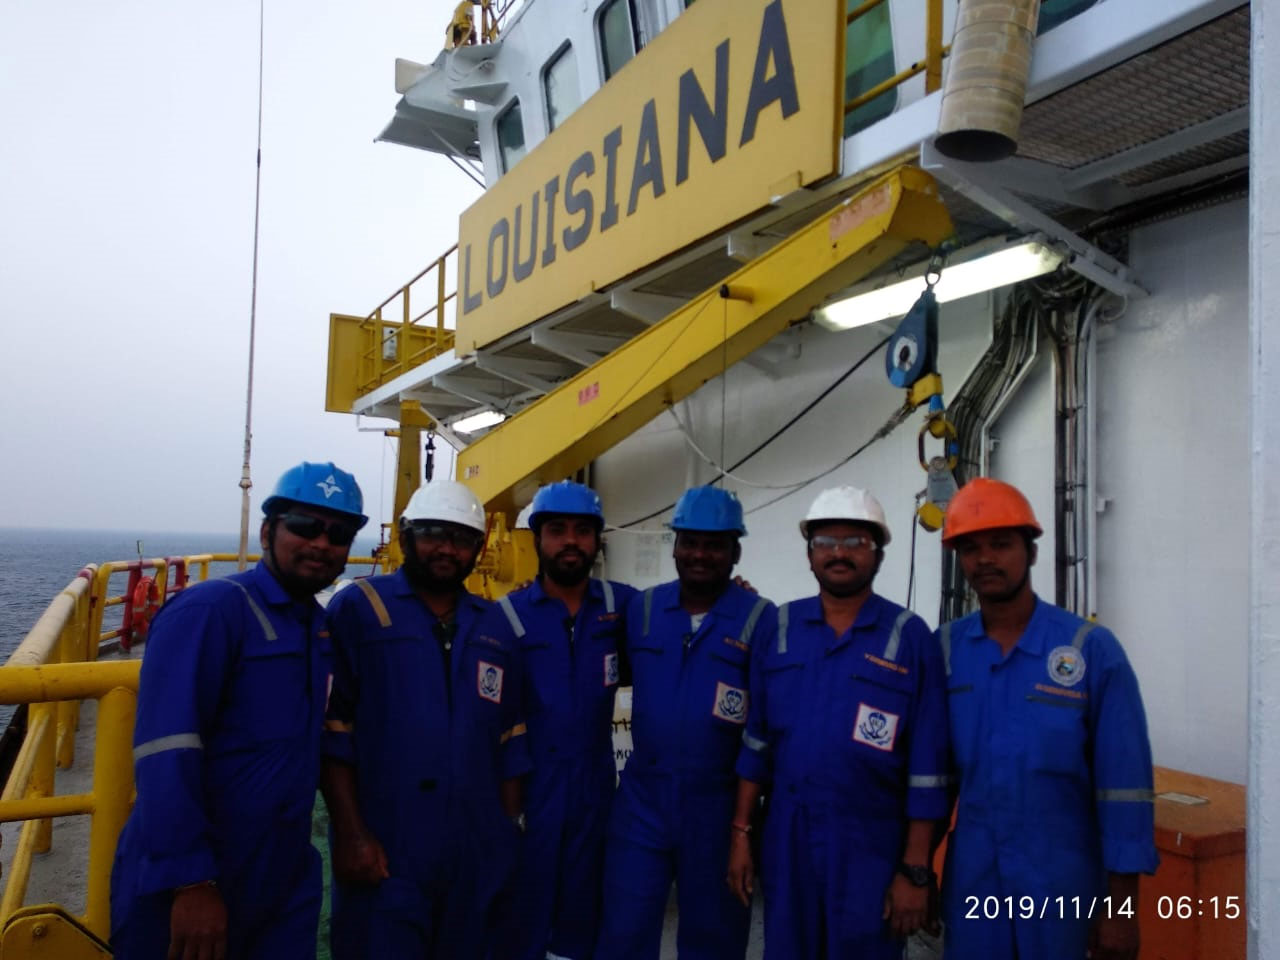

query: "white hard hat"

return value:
[400, 481, 486, 533]
[515, 503, 533, 530]
[799, 486, 892, 545]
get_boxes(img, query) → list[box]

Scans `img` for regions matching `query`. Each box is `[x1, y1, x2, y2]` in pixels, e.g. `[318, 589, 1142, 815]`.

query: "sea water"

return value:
[0, 526, 383, 725]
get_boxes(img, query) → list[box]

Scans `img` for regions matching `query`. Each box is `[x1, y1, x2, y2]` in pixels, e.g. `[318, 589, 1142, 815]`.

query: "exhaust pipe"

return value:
[934, 0, 1040, 162]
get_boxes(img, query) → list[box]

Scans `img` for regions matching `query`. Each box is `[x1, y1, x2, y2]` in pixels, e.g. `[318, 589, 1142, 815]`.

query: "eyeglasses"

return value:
[279, 512, 360, 547]
[408, 522, 485, 551]
[673, 533, 736, 555]
[809, 534, 876, 553]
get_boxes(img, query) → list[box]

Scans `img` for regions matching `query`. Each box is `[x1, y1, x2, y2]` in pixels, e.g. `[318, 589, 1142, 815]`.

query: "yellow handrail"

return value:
[845, 0, 949, 114]
[355, 244, 459, 397]
[0, 662, 140, 939]
[0, 551, 381, 940]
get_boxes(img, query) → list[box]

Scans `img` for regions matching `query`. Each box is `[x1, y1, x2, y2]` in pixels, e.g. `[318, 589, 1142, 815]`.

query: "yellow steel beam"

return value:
[0, 794, 95, 824]
[85, 686, 135, 939]
[456, 166, 954, 515]
[1, 904, 113, 958]
[0, 662, 140, 705]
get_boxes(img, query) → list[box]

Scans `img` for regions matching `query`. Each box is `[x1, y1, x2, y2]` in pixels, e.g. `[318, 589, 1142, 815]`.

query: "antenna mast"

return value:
[237, 0, 266, 570]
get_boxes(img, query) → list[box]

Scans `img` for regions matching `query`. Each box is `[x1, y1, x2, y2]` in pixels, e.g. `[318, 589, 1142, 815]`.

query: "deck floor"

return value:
[0, 648, 939, 959]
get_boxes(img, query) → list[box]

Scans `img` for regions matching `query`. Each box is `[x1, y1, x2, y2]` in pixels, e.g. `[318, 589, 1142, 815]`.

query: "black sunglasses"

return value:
[408, 521, 484, 550]
[279, 512, 360, 547]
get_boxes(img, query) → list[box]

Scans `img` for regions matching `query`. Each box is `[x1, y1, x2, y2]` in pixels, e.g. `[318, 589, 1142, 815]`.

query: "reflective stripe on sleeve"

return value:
[882, 609, 913, 662]
[1072, 622, 1096, 650]
[1097, 788, 1155, 803]
[133, 733, 203, 763]
[777, 603, 790, 655]
[739, 597, 769, 648]
[742, 730, 769, 754]
[500, 722, 528, 745]
[601, 579, 616, 614]
[355, 579, 392, 628]
[909, 774, 951, 789]
[940, 622, 952, 677]
[498, 595, 526, 639]
[642, 587, 656, 639]
[231, 583, 277, 642]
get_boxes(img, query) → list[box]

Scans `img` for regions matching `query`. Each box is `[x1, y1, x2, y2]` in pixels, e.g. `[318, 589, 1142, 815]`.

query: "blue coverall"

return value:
[111, 562, 329, 960]
[323, 570, 531, 959]
[489, 576, 636, 960]
[595, 581, 774, 960]
[736, 593, 950, 960]
[939, 597, 1158, 960]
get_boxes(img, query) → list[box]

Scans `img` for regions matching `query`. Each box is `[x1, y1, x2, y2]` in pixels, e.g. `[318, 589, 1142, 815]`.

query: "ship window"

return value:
[544, 44, 581, 132]
[1038, 0, 1099, 33]
[599, 0, 639, 81]
[844, 0, 896, 137]
[497, 99, 526, 173]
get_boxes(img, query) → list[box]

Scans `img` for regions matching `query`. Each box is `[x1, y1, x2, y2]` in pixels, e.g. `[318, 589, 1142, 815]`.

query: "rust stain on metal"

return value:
[828, 185, 893, 244]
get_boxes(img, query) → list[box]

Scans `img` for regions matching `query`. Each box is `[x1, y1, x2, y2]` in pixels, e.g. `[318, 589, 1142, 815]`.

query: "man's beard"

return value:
[403, 552, 473, 593]
[815, 558, 875, 598]
[541, 547, 596, 586]
[973, 565, 1031, 604]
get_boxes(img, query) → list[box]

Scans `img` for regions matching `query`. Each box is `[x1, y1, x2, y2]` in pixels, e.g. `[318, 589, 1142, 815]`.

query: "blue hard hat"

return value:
[261, 461, 369, 527]
[528, 481, 604, 531]
[670, 485, 747, 536]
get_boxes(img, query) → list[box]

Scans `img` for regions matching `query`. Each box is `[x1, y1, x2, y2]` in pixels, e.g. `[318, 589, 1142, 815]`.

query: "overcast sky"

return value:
[0, 0, 478, 536]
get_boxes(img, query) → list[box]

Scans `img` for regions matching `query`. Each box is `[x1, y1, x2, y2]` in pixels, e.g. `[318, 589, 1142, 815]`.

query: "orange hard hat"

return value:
[941, 476, 1043, 545]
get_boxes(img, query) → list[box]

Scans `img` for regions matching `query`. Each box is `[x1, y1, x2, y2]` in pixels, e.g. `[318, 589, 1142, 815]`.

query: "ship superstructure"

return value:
[2, 0, 1276, 956]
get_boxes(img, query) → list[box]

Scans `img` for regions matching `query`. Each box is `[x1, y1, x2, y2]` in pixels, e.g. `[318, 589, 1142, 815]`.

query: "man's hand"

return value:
[731, 575, 757, 594]
[725, 831, 755, 907]
[1088, 915, 1140, 960]
[883, 874, 928, 938]
[332, 825, 390, 887]
[169, 883, 227, 960]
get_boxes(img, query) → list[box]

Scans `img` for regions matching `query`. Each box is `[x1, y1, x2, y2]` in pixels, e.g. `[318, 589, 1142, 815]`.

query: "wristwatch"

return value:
[897, 862, 932, 887]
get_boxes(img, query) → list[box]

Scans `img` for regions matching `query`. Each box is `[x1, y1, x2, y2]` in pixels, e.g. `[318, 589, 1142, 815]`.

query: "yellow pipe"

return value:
[0, 819, 39, 923]
[56, 591, 85, 768]
[0, 661, 141, 704]
[0, 709, 51, 803]
[57, 720, 77, 771]
[33, 703, 56, 852]
[845, 0, 884, 24]
[925, 0, 943, 93]
[85, 686, 137, 939]
[0, 793, 95, 824]
[6, 575, 90, 667]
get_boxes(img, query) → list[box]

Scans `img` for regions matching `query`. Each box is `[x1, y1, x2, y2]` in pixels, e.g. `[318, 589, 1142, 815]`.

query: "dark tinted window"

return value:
[497, 100, 526, 172]
[599, 0, 639, 80]
[544, 45, 581, 131]
[1039, 0, 1100, 34]
[844, 0, 896, 137]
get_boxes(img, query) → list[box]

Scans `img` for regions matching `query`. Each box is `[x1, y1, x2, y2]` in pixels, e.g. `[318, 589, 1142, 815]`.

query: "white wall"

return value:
[987, 346, 1058, 609]
[595, 198, 1251, 784]
[595, 289, 994, 622]
[1095, 199, 1249, 783]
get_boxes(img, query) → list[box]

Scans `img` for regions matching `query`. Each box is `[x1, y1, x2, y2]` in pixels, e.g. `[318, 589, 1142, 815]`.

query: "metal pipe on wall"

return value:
[935, 0, 1040, 162]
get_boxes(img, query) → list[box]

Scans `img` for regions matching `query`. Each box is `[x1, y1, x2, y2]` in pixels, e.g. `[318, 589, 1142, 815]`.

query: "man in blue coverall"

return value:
[321, 480, 531, 959]
[594, 485, 773, 960]
[489, 480, 637, 960]
[728, 485, 950, 960]
[938, 477, 1157, 960]
[110, 461, 367, 960]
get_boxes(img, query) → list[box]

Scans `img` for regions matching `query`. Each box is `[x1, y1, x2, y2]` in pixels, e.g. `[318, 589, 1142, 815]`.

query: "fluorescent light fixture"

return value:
[815, 238, 1064, 332]
[452, 410, 506, 434]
